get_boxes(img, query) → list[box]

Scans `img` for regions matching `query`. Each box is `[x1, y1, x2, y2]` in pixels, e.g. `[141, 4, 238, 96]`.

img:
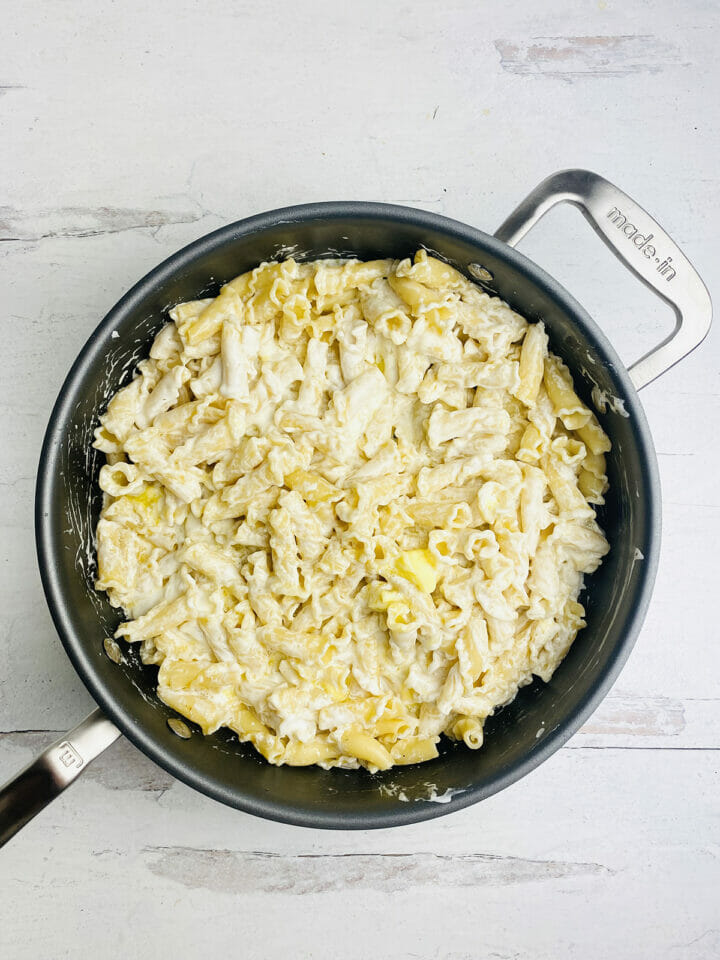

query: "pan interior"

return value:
[37, 205, 659, 828]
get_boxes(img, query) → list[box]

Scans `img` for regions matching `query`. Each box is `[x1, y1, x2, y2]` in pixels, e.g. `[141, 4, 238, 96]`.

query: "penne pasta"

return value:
[93, 253, 610, 771]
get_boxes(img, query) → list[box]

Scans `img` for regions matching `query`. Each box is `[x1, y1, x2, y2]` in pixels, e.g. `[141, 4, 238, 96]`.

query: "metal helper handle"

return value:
[494, 169, 712, 390]
[0, 710, 120, 849]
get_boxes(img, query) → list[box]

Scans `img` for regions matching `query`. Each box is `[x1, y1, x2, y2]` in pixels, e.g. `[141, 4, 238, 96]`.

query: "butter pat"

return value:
[393, 549, 439, 593]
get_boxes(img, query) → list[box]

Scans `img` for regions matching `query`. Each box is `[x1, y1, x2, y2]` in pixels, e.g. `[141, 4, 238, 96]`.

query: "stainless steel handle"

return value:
[495, 169, 712, 390]
[0, 710, 120, 848]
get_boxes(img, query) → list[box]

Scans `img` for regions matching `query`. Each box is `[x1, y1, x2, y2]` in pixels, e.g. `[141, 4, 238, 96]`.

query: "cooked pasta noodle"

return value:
[94, 250, 610, 770]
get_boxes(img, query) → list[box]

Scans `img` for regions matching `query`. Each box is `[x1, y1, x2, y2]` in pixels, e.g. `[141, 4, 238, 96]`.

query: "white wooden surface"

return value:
[1, 1, 718, 957]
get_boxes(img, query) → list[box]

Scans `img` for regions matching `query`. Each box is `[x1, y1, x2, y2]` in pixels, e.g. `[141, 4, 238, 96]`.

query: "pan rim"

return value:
[35, 201, 661, 829]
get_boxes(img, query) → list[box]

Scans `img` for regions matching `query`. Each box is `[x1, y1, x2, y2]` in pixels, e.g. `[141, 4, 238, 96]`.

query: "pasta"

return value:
[94, 249, 610, 771]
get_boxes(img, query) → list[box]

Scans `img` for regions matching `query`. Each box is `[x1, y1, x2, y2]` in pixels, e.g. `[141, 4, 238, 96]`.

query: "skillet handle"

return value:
[0, 710, 120, 848]
[494, 169, 712, 390]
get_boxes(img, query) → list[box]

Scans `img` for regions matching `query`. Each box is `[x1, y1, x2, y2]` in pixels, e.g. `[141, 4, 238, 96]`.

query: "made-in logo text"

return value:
[607, 207, 676, 281]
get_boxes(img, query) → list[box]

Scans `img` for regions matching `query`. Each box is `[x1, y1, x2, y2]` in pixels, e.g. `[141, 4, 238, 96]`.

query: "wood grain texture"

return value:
[494, 35, 685, 80]
[0, 0, 718, 957]
[0, 201, 206, 241]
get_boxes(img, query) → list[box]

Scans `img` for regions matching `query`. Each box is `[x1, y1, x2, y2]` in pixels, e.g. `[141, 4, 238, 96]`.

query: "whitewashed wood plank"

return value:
[3, 730, 719, 854]
[0, 749, 717, 959]
[493, 34, 686, 80]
